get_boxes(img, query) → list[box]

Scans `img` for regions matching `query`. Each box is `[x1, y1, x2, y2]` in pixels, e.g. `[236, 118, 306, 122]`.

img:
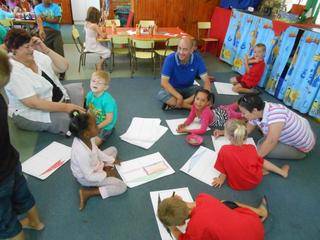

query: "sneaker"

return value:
[65, 131, 72, 138]
[162, 103, 174, 111]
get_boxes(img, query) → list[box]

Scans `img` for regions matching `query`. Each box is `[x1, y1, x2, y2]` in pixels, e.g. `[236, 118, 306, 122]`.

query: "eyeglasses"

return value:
[91, 79, 106, 85]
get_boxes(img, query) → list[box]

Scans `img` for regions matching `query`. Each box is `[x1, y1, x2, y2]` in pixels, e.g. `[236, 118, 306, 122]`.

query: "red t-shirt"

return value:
[179, 193, 264, 240]
[214, 144, 263, 190]
[240, 60, 265, 88]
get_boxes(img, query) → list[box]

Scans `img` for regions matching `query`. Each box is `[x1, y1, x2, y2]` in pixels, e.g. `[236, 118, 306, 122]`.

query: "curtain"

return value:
[265, 26, 299, 95]
[309, 86, 320, 118]
[278, 30, 320, 114]
[220, 10, 245, 65]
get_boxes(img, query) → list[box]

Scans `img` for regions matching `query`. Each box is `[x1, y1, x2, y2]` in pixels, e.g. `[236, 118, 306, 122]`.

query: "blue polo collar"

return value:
[175, 52, 194, 66]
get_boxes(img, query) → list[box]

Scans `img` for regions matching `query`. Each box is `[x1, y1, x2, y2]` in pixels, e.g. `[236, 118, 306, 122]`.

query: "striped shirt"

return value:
[249, 102, 316, 152]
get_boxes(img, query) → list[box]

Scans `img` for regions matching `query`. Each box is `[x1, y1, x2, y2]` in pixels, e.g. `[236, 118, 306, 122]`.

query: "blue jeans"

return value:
[157, 85, 200, 103]
[0, 163, 35, 239]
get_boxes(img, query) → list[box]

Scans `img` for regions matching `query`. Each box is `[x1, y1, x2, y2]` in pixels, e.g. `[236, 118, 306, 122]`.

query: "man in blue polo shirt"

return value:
[157, 37, 211, 110]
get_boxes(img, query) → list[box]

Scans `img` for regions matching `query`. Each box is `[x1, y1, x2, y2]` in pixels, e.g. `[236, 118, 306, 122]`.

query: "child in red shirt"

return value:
[212, 119, 290, 190]
[230, 43, 266, 94]
[157, 193, 268, 240]
[177, 89, 242, 135]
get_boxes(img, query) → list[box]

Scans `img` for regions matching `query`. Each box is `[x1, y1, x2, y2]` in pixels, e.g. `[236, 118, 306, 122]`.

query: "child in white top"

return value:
[85, 6, 111, 70]
[69, 110, 126, 210]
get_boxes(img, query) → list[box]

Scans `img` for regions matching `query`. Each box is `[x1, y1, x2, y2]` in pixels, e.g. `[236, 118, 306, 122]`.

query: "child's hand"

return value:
[212, 129, 224, 138]
[104, 167, 117, 177]
[113, 159, 121, 166]
[212, 177, 224, 188]
[244, 55, 249, 64]
[177, 123, 186, 133]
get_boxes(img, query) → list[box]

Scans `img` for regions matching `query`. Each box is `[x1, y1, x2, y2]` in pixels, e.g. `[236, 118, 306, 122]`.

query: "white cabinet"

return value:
[71, 0, 100, 24]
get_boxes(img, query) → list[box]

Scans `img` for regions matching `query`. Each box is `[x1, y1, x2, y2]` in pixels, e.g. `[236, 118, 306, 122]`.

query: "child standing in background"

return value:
[69, 110, 127, 211]
[230, 43, 266, 94]
[86, 70, 117, 146]
[177, 89, 242, 135]
[212, 119, 290, 190]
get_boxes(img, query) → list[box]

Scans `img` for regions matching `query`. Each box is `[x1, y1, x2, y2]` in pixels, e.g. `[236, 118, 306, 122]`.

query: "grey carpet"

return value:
[24, 73, 320, 240]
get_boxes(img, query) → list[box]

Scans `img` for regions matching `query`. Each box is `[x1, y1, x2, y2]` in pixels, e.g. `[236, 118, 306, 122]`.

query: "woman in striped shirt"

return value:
[236, 95, 316, 160]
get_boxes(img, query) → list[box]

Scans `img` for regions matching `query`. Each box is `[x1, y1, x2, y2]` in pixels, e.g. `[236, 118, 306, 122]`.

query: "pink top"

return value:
[184, 105, 214, 135]
[219, 102, 242, 119]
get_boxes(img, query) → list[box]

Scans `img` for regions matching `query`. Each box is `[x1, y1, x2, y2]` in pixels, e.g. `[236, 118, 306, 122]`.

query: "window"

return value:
[285, 0, 307, 11]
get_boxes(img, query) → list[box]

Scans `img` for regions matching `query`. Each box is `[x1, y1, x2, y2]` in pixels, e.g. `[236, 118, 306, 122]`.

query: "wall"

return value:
[70, 0, 100, 24]
[53, 0, 72, 24]
[133, 0, 219, 37]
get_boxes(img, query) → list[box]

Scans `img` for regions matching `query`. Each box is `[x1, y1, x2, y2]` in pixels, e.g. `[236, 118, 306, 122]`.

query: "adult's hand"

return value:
[30, 36, 50, 54]
[65, 103, 85, 113]
[176, 96, 183, 108]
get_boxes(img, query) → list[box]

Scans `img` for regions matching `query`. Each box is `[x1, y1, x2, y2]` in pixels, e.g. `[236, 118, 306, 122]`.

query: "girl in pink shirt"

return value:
[177, 89, 243, 135]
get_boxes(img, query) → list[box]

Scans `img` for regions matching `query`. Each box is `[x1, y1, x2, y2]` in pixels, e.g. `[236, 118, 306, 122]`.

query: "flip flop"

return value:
[260, 195, 269, 223]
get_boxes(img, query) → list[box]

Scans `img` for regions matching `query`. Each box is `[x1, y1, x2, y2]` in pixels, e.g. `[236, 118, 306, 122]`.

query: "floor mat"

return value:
[24, 75, 320, 240]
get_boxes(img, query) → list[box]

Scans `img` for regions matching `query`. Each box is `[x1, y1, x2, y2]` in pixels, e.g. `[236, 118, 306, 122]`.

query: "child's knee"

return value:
[119, 182, 127, 194]
[109, 146, 118, 156]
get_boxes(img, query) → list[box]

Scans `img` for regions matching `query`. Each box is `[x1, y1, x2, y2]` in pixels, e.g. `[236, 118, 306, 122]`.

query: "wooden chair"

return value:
[139, 20, 155, 27]
[197, 21, 218, 55]
[105, 19, 121, 27]
[71, 25, 95, 72]
[155, 37, 180, 68]
[130, 39, 155, 78]
[110, 35, 131, 72]
[0, 18, 13, 28]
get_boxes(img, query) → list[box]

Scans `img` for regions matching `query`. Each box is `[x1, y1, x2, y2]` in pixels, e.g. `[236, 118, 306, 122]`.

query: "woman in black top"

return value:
[0, 50, 44, 240]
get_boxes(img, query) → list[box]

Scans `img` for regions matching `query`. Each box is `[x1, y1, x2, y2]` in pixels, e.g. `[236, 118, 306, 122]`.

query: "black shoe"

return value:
[162, 103, 173, 111]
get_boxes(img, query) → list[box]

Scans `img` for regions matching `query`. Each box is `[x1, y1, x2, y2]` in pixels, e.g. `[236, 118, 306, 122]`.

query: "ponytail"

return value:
[224, 119, 247, 145]
[69, 110, 90, 138]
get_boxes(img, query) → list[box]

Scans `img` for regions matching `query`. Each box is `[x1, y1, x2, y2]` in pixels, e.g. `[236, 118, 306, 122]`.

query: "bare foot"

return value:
[20, 218, 45, 231]
[262, 169, 270, 176]
[259, 196, 269, 223]
[79, 188, 89, 211]
[281, 165, 290, 178]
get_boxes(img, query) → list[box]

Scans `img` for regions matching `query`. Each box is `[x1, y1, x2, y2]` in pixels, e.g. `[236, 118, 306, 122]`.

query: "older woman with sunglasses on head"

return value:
[234, 95, 316, 160]
[4, 28, 85, 135]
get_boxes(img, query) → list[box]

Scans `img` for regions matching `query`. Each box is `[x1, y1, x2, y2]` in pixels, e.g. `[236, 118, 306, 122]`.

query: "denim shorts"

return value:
[157, 85, 200, 103]
[98, 128, 114, 141]
[0, 164, 35, 239]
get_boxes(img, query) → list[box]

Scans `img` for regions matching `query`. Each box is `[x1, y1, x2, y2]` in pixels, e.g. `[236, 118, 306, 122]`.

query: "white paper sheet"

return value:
[120, 118, 168, 149]
[180, 146, 220, 186]
[115, 152, 175, 188]
[214, 82, 239, 95]
[122, 117, 162, 142]
[126, 30, 136, 35]
[150, 187, 193, 240]
[212, 136, 256, 153]
[166, 118, 210, 135]
[22, 142, 71, 180]
[120, 125, 167, 149]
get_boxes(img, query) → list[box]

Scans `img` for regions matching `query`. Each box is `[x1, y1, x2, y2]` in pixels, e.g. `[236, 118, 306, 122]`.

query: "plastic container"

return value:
[186, 134, 203, 146]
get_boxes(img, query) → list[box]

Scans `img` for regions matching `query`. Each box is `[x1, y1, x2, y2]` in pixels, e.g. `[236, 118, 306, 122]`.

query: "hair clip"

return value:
[73, 111, 79, 117]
